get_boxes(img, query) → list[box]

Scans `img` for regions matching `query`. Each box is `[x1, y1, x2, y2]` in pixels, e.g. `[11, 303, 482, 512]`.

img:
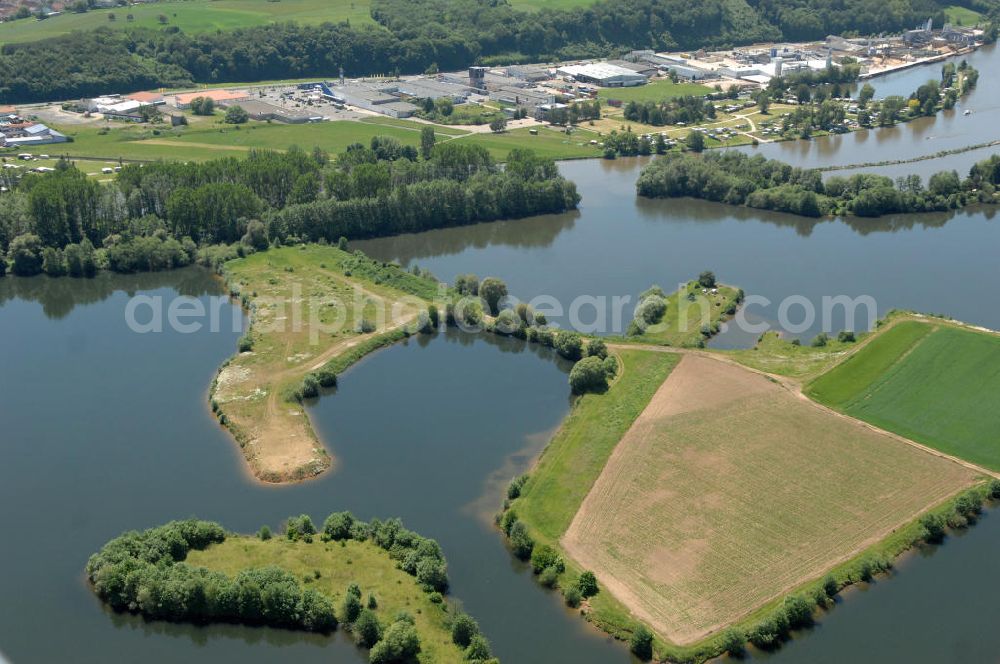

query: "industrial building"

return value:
[487, 85, 555, 108]
[556, 62, 648, 87]
[0, 123, 68, 147]
[172, 89, 250, 109]
[327, 84, 419, 118]
[238, 100, 322, 124]
[394, 78, 472, 103]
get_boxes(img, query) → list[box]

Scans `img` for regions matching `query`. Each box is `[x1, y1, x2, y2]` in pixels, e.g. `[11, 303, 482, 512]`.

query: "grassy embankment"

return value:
[807, 317, 1000, 470]
[187, 535, 465, 663]
[0, 0, 375, 45]
[945, 4, 985, 25]
[211, 245, 440, 482]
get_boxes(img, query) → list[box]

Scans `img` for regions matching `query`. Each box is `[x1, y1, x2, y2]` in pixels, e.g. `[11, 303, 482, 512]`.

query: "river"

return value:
[3, 47, 1000, 664]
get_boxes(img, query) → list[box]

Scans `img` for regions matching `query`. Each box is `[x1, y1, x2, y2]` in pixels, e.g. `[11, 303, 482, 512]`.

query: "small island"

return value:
[86, 514, 498, 663]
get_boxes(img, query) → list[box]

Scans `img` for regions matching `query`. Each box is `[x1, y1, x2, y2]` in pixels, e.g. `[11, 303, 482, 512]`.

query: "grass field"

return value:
[186, 534, 464, 663]
[562, 353, 976, 644]
[597, 80, 714, 104]
[213, 245, 436, 482]
[807, 319, 1000, 470]
[945, 4, 984, 26]
[727, 330, 872, 379]
[0, 0, 374, 45]
[12, 117, 602, 163]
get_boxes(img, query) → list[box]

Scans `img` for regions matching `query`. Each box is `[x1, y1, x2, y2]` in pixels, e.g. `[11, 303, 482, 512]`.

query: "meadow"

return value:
[186, 534, 465, 663]
[944, 4, 985, 26]
[562, 353, 976, 644]
[628, 281, 743, 347]
[214, 245, 434, 482]
[807, 319, 1000, 470]
[0, 0, 375, 45]
[597, 79, 714, 104]
[13, 117, 602, 163]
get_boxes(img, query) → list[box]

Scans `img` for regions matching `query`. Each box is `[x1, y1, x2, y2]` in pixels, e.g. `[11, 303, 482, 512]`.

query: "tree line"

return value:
[0, 140, 578, 278]
[0, 0, 976, 103]
[636, 151, 1000, 218]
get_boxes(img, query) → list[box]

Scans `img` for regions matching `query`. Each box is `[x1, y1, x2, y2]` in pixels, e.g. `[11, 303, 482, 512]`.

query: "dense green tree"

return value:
[569, 356, 609, 394]
[9, 233, 44, 276]
[451, 613, 480, 648]
[354, 609, 383, 647]
[577, 571, 599, 597]
[224, 105, 249, 124]
[479, 277, 508, 315]
[629, 625, 654, 660]
[420, 125, 436, 160]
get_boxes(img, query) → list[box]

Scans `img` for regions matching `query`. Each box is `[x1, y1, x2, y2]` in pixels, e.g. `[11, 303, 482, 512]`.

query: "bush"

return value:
[354, 609, 383, 647]
[837, 330, 856, 343]
[479, 276, 507, 314]
[323, 511, 356, 541]
[224, 105, 249, 124]
[577, 571, 598, 598]
[989, 479, 1000, 500]
[506, 474, 528, 500]
[10, 233, 44, 276]
[720, 627, 745, 656]
[569, 356, 613, 394]
[554, 330, 583, 360]
[539, 565, 560, 588]
[783, 594, 814, 629]
[811, 332, 829, 347]
[586, 338, 608, 359]
[921, 512, 947, 543]
[629, 625, 654, 661]
[508, 521, 534, 560]
[285, 514, 316, 541]
[602, 355, 618, 378]
[494, 308, 521, 335]
[258, 525, 272, 540]
[821, 574, 838, 597]
[369, 617, 421, 663]
[530, 544, 560, 574]
[464, 635, 492, 660]
[451, 613, 480, 648]
[341, 592, 362, 624]
[563, 585, 582, 608]
[698, 270, 717, 288]
[238, 334, 254, 352]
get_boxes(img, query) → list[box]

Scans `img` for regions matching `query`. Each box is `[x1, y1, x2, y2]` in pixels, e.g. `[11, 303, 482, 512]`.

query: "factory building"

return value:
[172, 89, 250, 109]
[327, 85, 419, 118]
[556, 62, 648, 87]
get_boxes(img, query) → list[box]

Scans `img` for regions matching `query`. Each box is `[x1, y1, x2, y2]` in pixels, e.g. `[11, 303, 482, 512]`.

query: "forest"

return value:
[636, 151, 1000, 217]
[0, 0, 973, 103]
[0, 138, 579, 277]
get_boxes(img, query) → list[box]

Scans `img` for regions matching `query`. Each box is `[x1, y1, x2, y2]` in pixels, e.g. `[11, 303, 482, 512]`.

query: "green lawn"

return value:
[0, 0, 374, 45]
[597, 79, 714, 104]
[516, 349, 680, 542]
[187, 535, 465, 663]
[945, 4, 984, 26]
[457, 126, 603, 161]
[807, 320, 1000, 470]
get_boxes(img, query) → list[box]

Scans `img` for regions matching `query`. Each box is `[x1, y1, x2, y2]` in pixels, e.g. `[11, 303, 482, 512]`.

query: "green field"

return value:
[807, 320, 1000, 470]
[726, 330, 871, 379]
[187, 535, 465, 663]
[597, 80, 714, 104]
[624, 281, 743, 347]
[945, 4, 984, 26]
[0, 0, 374, 45]
[10, 117, 601, 163]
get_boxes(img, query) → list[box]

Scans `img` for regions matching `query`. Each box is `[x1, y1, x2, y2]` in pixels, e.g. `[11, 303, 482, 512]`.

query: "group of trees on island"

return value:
[636, 150, 1000, 218]
[86, 513, 473, 663]
[0, 139, 578, 278]
[0, 0, 986, 104]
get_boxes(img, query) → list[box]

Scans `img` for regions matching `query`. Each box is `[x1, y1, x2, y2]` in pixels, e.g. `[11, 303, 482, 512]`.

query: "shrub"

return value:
[341, 592, 362, 624]
[464, 635, 492, 660]
[586, 338, 608, 359]
[563, 585, 582, 608]
[783, 594, 814, 629]
[509, 521, 534, 560]
[285, 514, 316, 541]
[427, 304, 439, 328]
[499, 509, 518, 536]
[297, 374, 320, 400]
[539, 565, 560, 588]
[530, 544, 560, 574]
[451, 613, 480, 648]
[955, 492, 983, 519]
[921, 512, 947, 543]
[837, 330, 856, 343]
[506, 474, 528, 500]
[602, 355, 619, 378]
[821, 574, 838, 597]
[698, 270, 717, 288]
[369, 617, 421, 663]
[323, 511, 356, 541]
[554, 330, 583, 360]
[368, 593, 378, 609]
[238, 334, 254, 352]
[479, 276, 507, 314]
[494, 309, 521, 335]
[569, 356, 609, 394]
[356, 317, 376, 333]
[629, 625, 654, 661]
[10, 233, 43, 276]
[577, 571, 599, 598]
[811, 332, 829, 347]
[720, 627, 745, 656]
[354, 609, 383, 647]
[258, 525, 272, 541]
[989, 479, 1000, 500]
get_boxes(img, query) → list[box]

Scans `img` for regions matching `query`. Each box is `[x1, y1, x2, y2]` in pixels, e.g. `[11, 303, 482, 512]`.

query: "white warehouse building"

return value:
[556, 63, 648, 88]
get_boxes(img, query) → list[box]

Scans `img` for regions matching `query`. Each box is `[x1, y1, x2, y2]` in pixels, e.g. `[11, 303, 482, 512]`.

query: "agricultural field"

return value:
[562, 353, 976, 644]
[807, 319, 1000, 470]
[597, 79, 714, 104]
[186, 534, 465, 663]
[213, 245, 436, 482]
[0, 0, 374, 45]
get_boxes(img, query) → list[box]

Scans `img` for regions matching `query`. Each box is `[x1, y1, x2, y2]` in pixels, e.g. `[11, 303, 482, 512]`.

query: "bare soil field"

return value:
[563, 354, 977, 644]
